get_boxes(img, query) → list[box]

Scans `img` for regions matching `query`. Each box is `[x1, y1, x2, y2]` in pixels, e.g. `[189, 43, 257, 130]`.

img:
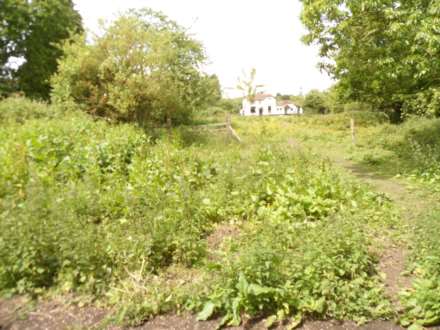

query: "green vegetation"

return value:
[344, 118, 440, 190]
[0, 99, 401, 327]
[401, 210, 440, 328]
[241, 114, 440, 329]
[3, 1, 440, 329]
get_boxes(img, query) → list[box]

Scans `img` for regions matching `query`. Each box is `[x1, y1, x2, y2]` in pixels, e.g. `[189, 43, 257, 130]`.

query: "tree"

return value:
[303, 90, 329, 114]
[0, 0, 82, 99]
[237, 68, 264, 102]
[300, 0, 440, 119]
[203, 74, 222, 105]
[51, 9, 209, 126]
[0, 0, 29, 96]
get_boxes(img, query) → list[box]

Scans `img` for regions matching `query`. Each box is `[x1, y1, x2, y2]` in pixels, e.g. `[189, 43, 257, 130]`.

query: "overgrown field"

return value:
[3, 99, 440, 328]
[234, 113, 440, 191]
[232, 113, 440, 328]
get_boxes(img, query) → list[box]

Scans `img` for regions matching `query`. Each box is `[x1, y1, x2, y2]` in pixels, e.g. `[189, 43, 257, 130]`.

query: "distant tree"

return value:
[276, 93, 292, 101]
[218, 98, 242, 113]
[0, 0, 83, 99]
[291, 94, 305, 108]
[237, 68, 264, 102]
[203, 74, 222, 105]
[325, 85, 344, 113]
[303, 90, 329, 114]
[52, 9, 209, 126]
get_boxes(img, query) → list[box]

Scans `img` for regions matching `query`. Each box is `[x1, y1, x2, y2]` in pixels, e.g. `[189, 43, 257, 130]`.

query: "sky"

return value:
[73, 0, 334, 98]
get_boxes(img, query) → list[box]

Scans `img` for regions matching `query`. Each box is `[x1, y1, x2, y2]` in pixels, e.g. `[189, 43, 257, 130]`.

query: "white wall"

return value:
[241, 99, 303, 116]
[241, 97, 277, 116]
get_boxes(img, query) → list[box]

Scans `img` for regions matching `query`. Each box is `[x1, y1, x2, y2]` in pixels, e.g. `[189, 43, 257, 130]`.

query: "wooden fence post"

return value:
[226, 113, 231, 128]
[226, 113, 241, 143]
[350, 118, 356, 145]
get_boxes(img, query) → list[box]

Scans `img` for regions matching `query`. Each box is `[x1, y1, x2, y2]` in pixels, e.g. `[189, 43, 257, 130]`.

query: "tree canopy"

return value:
[51, 9, 211, 126]
[0, 0, 83, 99]
[300, 0, 440, 118]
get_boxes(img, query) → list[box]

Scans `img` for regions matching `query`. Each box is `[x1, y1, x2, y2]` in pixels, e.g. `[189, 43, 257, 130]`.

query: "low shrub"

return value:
[304, 112, 389, 129]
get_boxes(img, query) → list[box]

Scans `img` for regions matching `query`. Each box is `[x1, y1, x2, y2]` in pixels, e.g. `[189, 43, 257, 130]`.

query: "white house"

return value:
[277, 100, 303, 115]
[240, 93, 303, 116]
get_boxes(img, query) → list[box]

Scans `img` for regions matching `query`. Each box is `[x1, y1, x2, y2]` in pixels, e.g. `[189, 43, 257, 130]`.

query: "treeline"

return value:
[276, 89, 372, 115]
[1, 2, 223, 126]
[300, 0, 440, 120]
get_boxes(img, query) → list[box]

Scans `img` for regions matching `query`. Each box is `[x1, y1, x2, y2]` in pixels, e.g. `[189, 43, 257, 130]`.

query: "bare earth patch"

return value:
[207, 223, 241, 260]
[0, 298, 107, 330]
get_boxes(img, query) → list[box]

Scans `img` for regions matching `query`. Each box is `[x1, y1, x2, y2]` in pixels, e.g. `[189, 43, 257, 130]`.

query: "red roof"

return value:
[251, 93, 274, 101]
[278, 100, 300, 107]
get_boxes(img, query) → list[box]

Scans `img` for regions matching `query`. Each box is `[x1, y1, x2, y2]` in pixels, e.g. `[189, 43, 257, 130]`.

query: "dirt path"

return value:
[331, 156, 435, 306]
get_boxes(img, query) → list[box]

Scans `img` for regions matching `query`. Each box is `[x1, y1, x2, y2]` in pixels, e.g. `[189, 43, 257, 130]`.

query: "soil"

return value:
[207, 223, 240, 252]
[0, 298, 405, 330]
[0, 297, 107, 330]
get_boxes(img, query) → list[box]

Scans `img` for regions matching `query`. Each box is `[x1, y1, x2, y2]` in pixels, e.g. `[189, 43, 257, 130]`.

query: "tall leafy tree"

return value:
[0, 0, 29, 96]
[237, 68, 264, 102]
[300, 0, 440, 118]
[52, 9, 209, 126]
[0, 0, 82, 99]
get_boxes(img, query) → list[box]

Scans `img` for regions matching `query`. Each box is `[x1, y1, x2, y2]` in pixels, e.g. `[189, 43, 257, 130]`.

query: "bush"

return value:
[196, 219, 390, 327]
[357, 118, 440, 188]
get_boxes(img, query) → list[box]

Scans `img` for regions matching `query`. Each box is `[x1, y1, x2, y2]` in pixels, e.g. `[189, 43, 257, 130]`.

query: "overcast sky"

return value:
[73, 0, 334, 97]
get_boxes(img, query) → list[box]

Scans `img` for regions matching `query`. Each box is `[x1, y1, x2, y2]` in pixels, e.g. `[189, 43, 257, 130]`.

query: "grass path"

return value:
[326, 149, 439, 321]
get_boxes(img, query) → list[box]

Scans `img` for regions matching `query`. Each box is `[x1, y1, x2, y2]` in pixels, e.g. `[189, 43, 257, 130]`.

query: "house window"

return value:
[250, 106, 256, 113]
